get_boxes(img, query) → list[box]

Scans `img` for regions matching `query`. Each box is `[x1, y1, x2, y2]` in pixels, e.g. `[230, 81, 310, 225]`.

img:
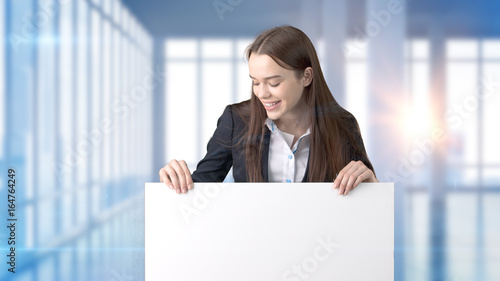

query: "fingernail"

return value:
[182, 188, 187, 193]
[188, 184, 193, 190]
[168, 184, 174, 189]
[176, 188, 180, 194]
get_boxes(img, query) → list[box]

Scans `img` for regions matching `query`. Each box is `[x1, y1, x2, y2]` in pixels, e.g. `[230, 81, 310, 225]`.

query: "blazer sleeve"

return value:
[191, 105, 234, 182]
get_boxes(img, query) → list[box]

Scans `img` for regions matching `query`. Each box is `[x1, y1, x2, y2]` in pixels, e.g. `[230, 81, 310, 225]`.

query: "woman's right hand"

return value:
[159, 159, 194, 194]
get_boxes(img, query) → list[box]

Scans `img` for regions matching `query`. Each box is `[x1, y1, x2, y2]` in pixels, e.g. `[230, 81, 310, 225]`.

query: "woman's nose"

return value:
[255, 84, 270, 99]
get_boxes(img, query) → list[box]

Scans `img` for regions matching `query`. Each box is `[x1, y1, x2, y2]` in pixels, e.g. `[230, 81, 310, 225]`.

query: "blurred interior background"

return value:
[1, 0, 499, 280]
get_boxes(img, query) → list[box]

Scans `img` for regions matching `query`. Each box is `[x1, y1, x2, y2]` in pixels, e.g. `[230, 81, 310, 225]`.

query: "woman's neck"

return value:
[274, 116, 308, 148]
[274, 108, 310, 138]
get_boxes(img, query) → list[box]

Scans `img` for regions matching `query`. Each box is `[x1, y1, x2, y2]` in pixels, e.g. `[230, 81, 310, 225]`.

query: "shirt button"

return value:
[288, 155, 293, 159]
[286, 179, 291, 183]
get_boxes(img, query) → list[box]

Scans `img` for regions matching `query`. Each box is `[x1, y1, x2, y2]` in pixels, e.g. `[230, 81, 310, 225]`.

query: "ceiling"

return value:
[121, 0, 500, 39]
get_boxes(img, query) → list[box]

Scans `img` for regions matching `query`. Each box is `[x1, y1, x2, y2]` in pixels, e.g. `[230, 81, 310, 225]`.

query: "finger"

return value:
[333, 162, 350, 188]
[179, 160, 194, 190]
[169, 160, 188, 193]
[333, 161, 354, 190]
[159, 168, 173, 189]
[343, 165, 367, 195]
[338, 163, 358, 195]
[165, 164, 182, 193]
[363, 169, 378, 183]
[353, 169, 373, 188]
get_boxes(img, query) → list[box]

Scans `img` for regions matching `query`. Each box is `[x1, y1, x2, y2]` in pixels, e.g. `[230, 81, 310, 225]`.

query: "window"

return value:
[345, 39, 369, 145]
[59, 0, 74, 234]
[403, 39, 432, 280]
[164, 38, 252, 174]
[36, 0, 57, 246]
[445, 39, 500, 280]
[446, 39, 500, 186]
[405, 39, 432, 187]
[1, 1, 152, 280]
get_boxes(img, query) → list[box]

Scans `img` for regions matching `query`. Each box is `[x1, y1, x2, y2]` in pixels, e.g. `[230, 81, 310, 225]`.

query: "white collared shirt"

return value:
[265, 118, 311, 183]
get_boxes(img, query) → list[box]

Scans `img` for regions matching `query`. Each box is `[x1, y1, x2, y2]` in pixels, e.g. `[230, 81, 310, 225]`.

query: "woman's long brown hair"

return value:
[234, 25, 374, 182]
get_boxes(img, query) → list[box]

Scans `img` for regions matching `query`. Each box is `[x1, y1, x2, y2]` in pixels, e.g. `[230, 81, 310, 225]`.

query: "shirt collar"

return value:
[265, 118, 311, 137]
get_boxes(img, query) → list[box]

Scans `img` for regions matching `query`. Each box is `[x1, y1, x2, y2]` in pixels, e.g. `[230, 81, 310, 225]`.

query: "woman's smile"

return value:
[262, 100, 282, 110]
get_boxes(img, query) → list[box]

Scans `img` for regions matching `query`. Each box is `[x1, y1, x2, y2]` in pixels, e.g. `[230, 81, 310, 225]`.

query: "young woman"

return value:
[159, 25, 378, 195]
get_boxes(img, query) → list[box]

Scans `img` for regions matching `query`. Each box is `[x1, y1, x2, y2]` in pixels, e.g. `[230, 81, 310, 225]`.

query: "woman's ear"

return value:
[303, 67, 313, 87]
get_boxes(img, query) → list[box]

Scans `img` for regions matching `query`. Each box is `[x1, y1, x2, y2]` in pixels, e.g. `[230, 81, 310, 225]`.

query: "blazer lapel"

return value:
[261, 128, 271, 182]
[301, 150, 311, 182]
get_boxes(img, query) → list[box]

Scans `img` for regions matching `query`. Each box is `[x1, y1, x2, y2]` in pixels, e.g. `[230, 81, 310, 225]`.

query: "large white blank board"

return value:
[145, 182, 394, 281]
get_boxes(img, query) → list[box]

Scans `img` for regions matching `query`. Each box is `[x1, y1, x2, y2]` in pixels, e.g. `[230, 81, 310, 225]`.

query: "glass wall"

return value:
[0, 0, 152, 280]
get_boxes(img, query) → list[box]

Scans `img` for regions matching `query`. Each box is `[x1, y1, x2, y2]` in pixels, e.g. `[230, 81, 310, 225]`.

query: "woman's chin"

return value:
[266, 112, 281, 121]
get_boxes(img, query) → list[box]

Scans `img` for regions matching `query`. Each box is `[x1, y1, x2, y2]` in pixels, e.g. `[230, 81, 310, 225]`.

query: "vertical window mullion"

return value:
[196, 39, 202, 163]
[476, 39, 485, 281]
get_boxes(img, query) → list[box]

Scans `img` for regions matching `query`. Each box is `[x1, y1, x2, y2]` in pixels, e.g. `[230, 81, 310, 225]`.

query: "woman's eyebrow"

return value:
[249, 74, 282, 80]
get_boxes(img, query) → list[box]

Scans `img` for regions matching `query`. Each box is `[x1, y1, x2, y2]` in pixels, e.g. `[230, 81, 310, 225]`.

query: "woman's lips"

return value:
[263, 100, 281, 111]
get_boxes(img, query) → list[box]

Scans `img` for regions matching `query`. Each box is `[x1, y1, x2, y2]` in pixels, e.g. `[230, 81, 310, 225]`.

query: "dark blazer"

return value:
[191, 100, 372, 182]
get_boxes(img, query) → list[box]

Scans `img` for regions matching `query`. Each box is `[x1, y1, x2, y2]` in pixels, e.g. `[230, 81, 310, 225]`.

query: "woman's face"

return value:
[248, 53, 312, 122]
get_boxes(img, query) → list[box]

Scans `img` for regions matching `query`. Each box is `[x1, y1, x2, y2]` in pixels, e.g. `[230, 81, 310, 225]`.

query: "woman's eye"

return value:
[270, 82, 280, 87]
[252, 82, 260, 86]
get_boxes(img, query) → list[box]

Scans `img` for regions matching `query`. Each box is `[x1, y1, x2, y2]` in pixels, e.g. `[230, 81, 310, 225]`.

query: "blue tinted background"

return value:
[1, 0, 500, 280]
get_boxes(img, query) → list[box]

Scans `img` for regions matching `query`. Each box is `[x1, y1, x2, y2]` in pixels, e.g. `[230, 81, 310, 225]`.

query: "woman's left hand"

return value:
[333, 160, 378, 195]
